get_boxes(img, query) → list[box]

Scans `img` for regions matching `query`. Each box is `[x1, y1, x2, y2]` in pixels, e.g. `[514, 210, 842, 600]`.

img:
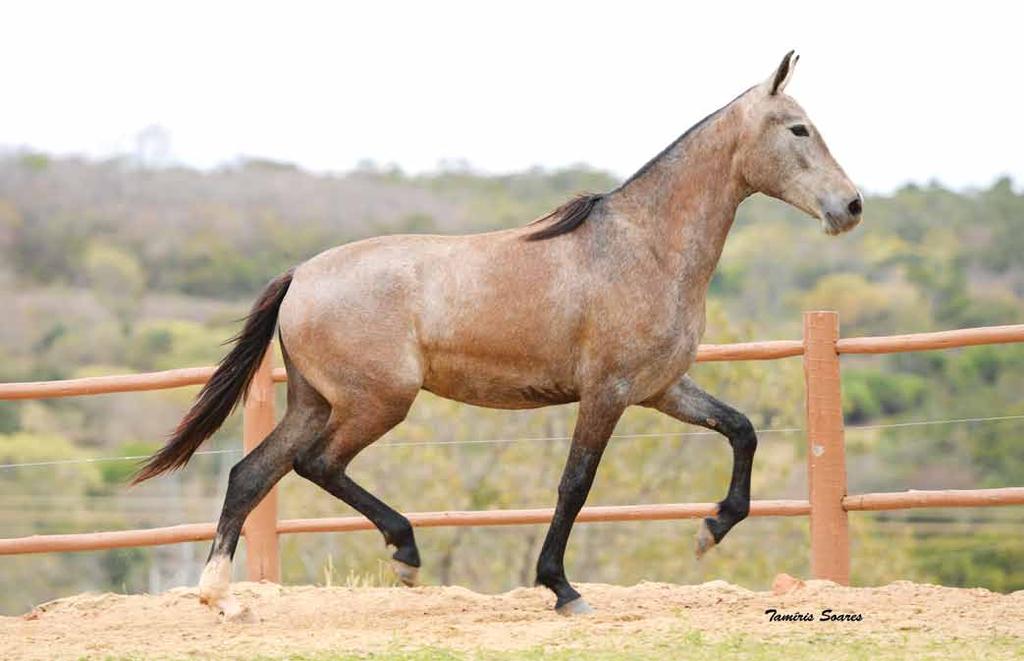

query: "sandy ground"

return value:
[2, 578, 1023, 660]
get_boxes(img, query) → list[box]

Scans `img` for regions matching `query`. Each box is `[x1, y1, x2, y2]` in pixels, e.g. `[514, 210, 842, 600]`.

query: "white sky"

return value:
[2, 1, 1021, 194]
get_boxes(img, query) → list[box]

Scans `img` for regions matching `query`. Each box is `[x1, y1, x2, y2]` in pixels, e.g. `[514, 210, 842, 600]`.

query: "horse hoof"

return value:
[222, 604, 258, 624]
[695, 518, 717, 559]
[392, 559, 419, 587]
[206, 594, 257, 623]
[556, 597, 594, 616]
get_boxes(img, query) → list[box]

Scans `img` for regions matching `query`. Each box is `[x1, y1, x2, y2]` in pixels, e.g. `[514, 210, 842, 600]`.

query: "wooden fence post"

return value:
[803, 311, 850, 584]
[242, 346, 280, 582]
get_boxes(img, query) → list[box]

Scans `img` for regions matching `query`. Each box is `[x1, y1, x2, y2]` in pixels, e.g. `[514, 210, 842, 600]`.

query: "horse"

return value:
[133, 51, 862, 619]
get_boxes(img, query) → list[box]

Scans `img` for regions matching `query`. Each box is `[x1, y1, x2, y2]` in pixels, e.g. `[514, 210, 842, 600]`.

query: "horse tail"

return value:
[132, 269, 294, 485]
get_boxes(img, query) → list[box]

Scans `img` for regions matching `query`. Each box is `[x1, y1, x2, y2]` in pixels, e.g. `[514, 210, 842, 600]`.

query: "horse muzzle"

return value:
[821, 193, 863, 235]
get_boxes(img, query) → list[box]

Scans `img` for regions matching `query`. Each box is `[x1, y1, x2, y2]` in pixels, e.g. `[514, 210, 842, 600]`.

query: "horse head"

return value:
[736, 51, 862, 235]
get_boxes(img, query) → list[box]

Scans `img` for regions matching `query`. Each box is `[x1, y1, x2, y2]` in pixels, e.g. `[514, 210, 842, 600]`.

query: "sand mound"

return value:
[3, 579, 1023, 659]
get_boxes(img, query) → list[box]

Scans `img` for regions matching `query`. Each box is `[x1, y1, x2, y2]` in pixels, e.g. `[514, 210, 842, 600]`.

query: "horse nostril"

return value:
[847, 197, 862, 216]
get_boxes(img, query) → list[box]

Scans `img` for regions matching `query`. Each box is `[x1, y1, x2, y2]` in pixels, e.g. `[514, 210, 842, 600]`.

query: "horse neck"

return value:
[610, 102, 751, 290]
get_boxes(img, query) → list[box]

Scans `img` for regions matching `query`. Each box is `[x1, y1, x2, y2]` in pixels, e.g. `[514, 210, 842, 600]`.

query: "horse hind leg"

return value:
[199, 365, 330, 620]
[293, 394, 421, 586]
[198, 417, 304, 620]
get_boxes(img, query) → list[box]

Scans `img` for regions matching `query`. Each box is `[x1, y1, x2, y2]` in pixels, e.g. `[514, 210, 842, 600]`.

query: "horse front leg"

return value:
[644, 375, 757, 558]
[535, 394, 624, 615]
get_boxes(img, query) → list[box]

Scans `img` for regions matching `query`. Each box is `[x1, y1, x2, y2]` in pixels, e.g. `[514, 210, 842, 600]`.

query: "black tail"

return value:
[132, 269, 294, 485]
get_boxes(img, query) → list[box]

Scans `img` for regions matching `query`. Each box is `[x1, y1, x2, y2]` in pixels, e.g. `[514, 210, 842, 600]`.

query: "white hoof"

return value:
[556, 597, 595, 616]
[695, 519, 717, 559]
[198, 555, 243, 619]
[220, 599, 258, 623]
[198, 555, 257, 622]
[391, 559, 419, 587]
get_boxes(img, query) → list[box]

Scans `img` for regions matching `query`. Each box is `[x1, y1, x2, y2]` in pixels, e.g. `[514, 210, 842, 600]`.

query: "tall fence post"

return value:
[802, 311, 850, 584]
[242, 345, 280, 582]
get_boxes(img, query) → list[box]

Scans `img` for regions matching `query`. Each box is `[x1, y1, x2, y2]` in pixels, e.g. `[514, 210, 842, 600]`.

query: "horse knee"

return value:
[725, 414, 757, 453]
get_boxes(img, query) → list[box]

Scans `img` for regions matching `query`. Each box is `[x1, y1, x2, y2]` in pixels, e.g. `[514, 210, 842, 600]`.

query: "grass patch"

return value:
[245, 631, 1024, 661]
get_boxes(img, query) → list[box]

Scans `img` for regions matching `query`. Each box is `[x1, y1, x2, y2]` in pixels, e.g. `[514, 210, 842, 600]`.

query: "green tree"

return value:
[83, 241, 146, 336]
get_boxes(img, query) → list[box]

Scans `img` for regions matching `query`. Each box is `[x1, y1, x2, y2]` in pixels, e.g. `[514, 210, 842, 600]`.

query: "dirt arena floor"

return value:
[3, 578, 1023, 660]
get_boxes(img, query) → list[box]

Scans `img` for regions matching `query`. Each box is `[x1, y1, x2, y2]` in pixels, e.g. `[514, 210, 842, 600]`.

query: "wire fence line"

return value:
[1, 413, 1022, 471]
[0, 448, 238, 470]
[842, 414, 1024, 432]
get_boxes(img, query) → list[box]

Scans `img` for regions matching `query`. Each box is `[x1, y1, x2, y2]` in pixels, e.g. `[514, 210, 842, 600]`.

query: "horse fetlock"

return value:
[537, 565, 582, 611]
[199, 558, 257, 623]
[391, 542, 420, 567]
[549, 583, 584, 612]
[198, 555, 233, 605]
[534, 562, 565, 591]
[385, 523, 417, 555]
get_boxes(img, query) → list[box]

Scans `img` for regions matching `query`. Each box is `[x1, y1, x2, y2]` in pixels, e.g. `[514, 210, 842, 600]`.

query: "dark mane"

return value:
[524, 193, 605, 241]
[524, 86, 754, 242]
[618, 86, 754, 189]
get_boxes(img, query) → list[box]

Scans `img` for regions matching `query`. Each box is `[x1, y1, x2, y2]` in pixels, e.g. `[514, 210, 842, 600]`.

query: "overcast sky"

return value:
[3, 1, 1021, 193]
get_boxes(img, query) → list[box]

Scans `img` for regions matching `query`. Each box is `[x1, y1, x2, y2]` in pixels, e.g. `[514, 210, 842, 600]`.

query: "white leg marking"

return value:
[198, 555, 251, 621]
[198, 555, 232, 604]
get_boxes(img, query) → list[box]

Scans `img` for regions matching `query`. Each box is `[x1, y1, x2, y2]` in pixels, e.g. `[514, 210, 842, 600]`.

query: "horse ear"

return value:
[767, 50, 799, 95]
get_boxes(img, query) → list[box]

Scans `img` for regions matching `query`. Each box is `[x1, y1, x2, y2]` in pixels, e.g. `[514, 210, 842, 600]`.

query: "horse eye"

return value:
[789, 124, 809, 137]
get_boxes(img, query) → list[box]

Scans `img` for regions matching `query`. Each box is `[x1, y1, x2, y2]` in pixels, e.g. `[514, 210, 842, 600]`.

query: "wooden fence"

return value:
[2, 311, 1024, 586]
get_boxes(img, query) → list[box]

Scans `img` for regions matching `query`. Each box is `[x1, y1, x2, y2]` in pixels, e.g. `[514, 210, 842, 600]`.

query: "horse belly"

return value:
[421, 354, 577, 410]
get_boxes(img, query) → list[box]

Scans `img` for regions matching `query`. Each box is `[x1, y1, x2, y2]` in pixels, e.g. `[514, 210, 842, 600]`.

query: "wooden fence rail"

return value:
[0, 343, 805, 401]
[0, 500, 811, 555]
[2, 314, 1023, 586]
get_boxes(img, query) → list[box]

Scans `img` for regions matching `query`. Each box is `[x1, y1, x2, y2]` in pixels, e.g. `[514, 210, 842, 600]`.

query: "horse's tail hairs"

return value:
[131, 269, 294, 485]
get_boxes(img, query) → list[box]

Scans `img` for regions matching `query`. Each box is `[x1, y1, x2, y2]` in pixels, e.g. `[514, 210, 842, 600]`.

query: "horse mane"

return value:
[523, 87, 754, 242]
[524, 193, 605, 241]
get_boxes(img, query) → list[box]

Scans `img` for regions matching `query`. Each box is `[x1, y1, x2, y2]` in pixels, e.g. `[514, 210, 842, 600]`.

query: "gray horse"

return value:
[135, 51, 861, 619]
